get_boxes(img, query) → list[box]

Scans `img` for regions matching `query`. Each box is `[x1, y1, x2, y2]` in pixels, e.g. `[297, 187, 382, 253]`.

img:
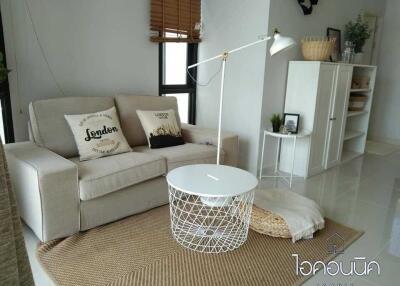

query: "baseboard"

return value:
[258, 165, 276, 177]
[367, 135, 400, 146]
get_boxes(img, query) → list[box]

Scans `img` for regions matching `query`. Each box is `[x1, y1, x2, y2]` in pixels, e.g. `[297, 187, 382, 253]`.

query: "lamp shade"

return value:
[269, 33, 296, 56]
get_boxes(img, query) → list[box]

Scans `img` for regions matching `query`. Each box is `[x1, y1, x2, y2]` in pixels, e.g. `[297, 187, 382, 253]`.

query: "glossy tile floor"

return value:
[23, 153, 400, 286]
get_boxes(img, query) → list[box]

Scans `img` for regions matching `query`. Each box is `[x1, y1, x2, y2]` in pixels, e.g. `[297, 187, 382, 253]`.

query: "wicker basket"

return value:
[352, 76, 370, 89]
[301, 37, 336, 61]
[250, 205, 291, 238]
[348, 94, 368, 111]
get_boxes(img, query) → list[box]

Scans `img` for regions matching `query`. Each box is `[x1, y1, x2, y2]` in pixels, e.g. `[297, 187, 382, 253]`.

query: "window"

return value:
[150, 0, 201, 43]
[0, 96, 14, 143]
[151, 0, 201, 125]
[159, 41, 198, 124]
[0, 11, 14, 143]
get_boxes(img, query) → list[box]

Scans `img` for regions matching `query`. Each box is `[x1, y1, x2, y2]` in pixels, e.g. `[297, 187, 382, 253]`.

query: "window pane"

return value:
[0, 102, 4, 143]
[164, 42, 187, 85]
[165, 93, 189, 124]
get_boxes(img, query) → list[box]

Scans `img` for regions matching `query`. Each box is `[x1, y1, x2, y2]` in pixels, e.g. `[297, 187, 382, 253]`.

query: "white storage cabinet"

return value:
[280, 61, 376, 177]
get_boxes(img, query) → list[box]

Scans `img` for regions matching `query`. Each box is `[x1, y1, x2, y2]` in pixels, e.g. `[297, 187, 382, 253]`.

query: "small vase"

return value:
[353, 53, 364, 64]
[272, 124, 280, 133]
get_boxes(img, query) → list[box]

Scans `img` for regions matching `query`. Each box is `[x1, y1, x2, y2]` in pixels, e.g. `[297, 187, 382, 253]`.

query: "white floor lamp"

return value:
[188, 29, 296, 166]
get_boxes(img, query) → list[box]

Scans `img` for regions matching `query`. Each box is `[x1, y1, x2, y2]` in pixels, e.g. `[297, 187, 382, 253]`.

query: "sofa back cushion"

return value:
[29, 97, 115, 158]
[115, 95, 180, 147]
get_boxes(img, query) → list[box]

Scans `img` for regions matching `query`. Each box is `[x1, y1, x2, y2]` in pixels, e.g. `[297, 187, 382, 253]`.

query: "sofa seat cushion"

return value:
[70, 152, 166, 201]
[132, 143, 224, 171]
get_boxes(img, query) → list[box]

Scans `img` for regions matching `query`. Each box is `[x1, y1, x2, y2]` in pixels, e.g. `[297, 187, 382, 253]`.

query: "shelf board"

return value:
[344, 130, 365, 141]
[347, 110, 368, 118]
[350, 88, 371, 93]
[341, 150, 363, 164]
[352, 64, 377, 69]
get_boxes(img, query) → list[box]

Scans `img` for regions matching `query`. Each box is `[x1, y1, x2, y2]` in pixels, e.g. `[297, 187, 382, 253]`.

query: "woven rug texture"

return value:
[37, 205, 363, 286]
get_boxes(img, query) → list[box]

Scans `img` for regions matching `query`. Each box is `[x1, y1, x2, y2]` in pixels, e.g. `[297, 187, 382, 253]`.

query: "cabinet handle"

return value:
[330, 117, 337, 121]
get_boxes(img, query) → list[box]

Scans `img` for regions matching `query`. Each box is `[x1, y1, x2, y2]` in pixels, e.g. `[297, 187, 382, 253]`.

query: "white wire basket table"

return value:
[166, 164, 258, 253]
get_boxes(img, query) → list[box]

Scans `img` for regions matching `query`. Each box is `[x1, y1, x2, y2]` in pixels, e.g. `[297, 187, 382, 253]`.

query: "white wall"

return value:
[369, 0, 400, 145]
[260, 0, 387, 171]
[196, 0, 270, 174]
[1, 0, 158, 141]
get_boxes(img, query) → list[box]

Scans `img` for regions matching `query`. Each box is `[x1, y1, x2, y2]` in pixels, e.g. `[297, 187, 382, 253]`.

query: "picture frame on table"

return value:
[327, 28, 341, 62]
[283, 113, 300, 134]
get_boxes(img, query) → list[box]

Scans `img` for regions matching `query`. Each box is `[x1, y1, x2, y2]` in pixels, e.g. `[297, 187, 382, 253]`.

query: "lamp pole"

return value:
[188, 36, 272, 165]
[215, 52, 227, 165]
[188, 30, 295, 166]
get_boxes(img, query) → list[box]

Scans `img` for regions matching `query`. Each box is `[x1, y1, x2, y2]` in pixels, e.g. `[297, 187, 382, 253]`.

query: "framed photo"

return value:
[283, 113, 300, 134]
[327, 28, 341, 62]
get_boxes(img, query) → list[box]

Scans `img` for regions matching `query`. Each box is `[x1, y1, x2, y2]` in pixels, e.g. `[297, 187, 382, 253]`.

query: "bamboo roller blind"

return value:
[150, 0, 201, 43]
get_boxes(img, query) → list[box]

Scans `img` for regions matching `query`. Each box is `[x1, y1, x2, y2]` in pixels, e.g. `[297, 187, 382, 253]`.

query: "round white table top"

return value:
[264, 129, 312, 138]
[166, 164, 258, 197]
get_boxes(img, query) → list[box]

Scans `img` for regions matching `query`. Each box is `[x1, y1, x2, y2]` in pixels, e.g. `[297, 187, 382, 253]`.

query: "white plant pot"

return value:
[353, 53, 364, 64]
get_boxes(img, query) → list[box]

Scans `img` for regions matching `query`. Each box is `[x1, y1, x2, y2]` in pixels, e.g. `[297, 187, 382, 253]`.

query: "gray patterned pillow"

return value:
[136, 109, 184, 149]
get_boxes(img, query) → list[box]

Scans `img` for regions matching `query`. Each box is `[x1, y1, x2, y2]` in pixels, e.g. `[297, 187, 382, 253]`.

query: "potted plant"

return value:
[270, 114, 282, 133]
[344, 14, 371, 64]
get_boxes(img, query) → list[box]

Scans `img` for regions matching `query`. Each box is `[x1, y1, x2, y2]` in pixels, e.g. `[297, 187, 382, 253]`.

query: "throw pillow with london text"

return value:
[136, 109, 184, 148]
[65, 107, 131, 161]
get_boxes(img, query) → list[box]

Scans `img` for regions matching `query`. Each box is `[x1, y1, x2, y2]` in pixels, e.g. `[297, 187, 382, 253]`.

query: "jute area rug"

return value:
[37, 205, 362, 286]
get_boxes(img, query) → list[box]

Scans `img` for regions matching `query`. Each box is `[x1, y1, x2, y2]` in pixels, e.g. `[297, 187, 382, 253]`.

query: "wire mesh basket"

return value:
[168, 185, 255, 253]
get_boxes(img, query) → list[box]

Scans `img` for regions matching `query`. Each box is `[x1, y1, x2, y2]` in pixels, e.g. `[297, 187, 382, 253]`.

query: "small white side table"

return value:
[259, 129, 311, 188]
[166, 164, 258, 253]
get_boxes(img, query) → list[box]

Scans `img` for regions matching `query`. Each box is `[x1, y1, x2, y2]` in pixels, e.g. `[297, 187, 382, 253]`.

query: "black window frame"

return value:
[0, 10, 14, 143]
[159, 42, 198, 125]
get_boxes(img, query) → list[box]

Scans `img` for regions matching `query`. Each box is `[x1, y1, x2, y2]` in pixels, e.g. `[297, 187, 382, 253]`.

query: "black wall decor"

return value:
[297, 0, 319, 15]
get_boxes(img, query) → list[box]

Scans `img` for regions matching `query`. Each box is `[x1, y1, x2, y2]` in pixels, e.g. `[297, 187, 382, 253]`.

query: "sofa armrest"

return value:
[5, 142, 79, 242]
[181, 123, 239, 167]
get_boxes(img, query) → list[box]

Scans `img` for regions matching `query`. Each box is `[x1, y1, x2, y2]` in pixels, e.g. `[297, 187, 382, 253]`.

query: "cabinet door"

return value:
[326, 65, 353, 168]
[308, 65, 337, 176]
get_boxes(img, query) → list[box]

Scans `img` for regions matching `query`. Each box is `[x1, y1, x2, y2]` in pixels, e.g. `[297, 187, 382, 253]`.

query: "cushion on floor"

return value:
[70, 152, 166, 201]
[132, 143, 224, 171]
[254, 189, 325, 242]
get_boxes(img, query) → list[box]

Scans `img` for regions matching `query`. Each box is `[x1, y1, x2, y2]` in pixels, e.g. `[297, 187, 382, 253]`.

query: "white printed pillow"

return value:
[136, 109, 184, 149]
[65, 107, 131, 161]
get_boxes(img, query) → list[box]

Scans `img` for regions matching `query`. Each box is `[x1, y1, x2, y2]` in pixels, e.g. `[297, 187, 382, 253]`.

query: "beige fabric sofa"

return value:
[5, 95, 239, 242]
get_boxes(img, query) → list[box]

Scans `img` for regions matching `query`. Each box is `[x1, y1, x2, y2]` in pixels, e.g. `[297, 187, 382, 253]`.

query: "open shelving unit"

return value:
[347, 110, 368, 118]
[350, 88, 371, 93]
[278, 62, 379, 178]
[344, 130, 365, 141]
[341, 64, 377, 163]
[341, 149, 363, 164]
